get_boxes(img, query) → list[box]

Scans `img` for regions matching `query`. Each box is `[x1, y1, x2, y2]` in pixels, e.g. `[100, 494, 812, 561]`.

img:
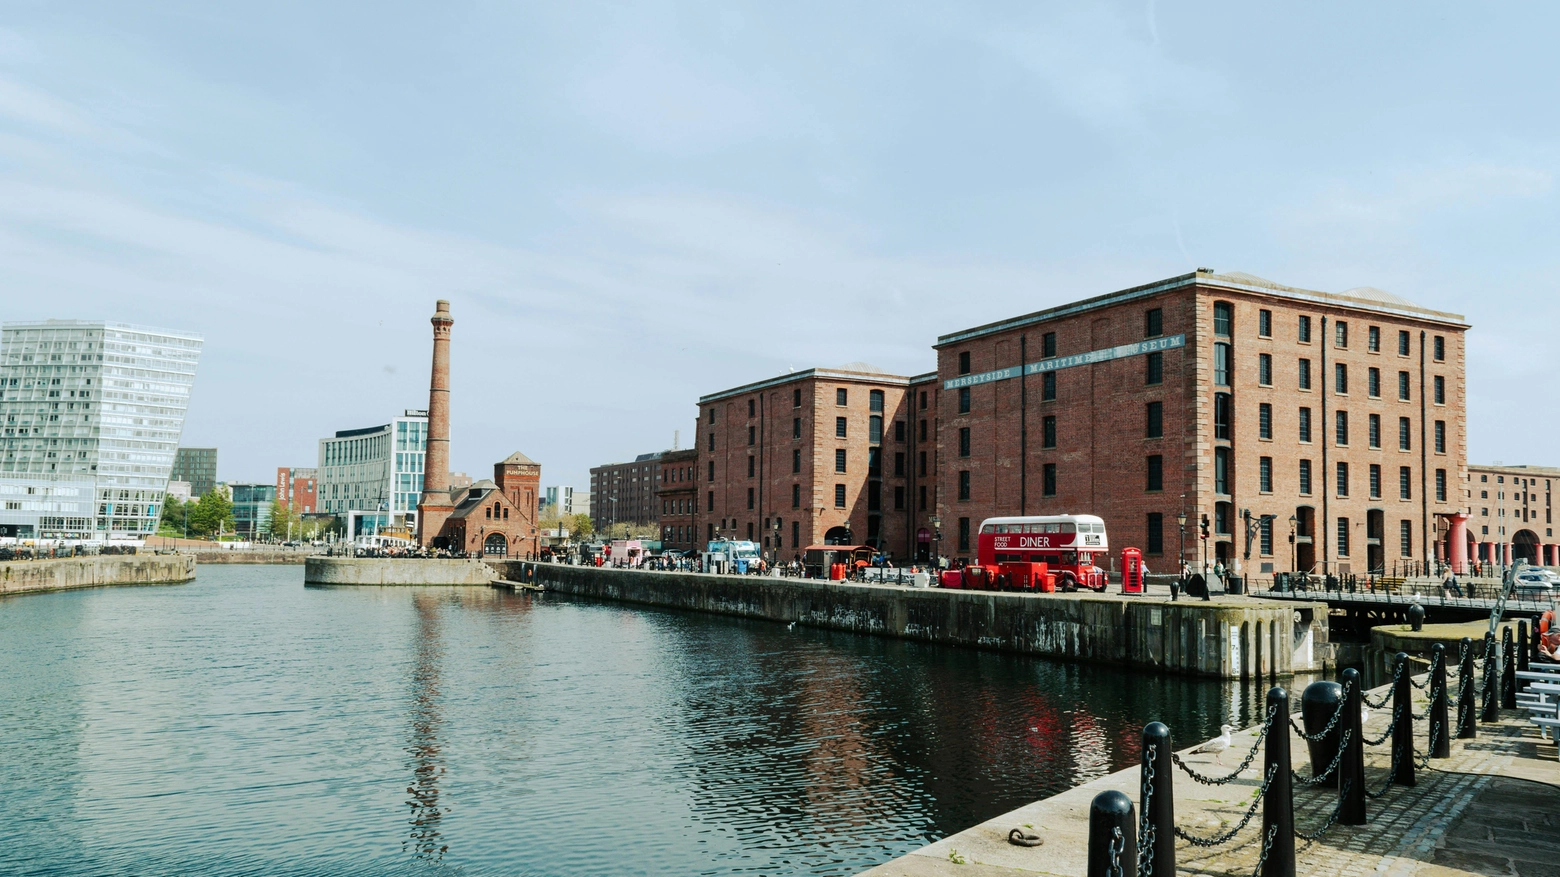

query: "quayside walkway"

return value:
[860, 651, 1558, 877]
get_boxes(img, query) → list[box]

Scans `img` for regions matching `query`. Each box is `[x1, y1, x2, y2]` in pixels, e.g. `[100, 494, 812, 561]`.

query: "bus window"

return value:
[1059, 523, 1076, 534]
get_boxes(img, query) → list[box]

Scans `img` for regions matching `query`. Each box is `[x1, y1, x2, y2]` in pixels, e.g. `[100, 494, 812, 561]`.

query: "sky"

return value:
[1, 2, 1557, 489]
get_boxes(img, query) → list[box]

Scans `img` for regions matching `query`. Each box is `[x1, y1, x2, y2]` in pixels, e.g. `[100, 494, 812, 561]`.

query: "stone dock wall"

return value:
[0, 554, 196, 597]
[304, 556, 495, 586]
[186, 551, 312, 565]
[498, 561, 1330, 679]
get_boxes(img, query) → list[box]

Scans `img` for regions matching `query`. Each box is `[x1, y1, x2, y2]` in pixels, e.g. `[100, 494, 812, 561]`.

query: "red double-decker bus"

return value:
[977, 514, 1109, 592]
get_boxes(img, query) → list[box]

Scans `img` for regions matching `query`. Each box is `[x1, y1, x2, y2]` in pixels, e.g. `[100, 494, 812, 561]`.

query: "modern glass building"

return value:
[317, 409, 427, 536]
[171, 447, 218, 498]
[230, 483, 276, 538]
[0, 320, 202, 542]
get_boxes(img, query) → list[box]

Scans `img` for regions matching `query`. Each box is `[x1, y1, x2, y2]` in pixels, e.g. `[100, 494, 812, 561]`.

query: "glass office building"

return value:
[0, 320, 202, 542]
[171, 447, 218, 498]
[231, 483, 277, 538]
[317, 410, 427, 536]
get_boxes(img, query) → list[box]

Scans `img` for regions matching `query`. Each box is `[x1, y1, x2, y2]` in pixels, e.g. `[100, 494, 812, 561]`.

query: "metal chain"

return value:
[1171, 706, 1275, 786]
[1294, 779, 1350, 841]
[1289, 680, 1351, 742]
[1363, 700, 1403, 747]
[1249, 823, 1279, 877]
[1408, 651, 1433, 690]
[1365, 739, 1407, 799]
[1137, 744, 1155, 877]
[1172, 764, 1277, 847]
[1363, 663, 1400, 709]
[1415, 721, 1441, 770]
[1480, 636, 1497, 698]
[1108, 826, 1126, 877]
[1292, 728, 1351, 786]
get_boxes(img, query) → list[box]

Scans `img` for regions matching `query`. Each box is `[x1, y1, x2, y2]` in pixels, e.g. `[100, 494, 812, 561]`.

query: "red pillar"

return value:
[1447, 513, 1469, 575]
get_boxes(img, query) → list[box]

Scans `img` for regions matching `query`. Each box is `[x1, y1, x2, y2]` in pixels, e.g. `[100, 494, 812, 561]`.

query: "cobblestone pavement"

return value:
[860, 681, 1560, 877]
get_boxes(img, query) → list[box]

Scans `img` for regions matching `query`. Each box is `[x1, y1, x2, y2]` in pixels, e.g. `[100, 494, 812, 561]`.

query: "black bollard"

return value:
[1087, 790, 1138, 877]
[1457, 637, 1478, 739]
[1430, 643, 1450, 758]
[1140, 723, 1175, 877]
[1339, 667, 1367, 825]
[1391, 652, 1415, 786]
[1503, 628, 1517, 710]
[1300, 681, 1345, 787]
[1407, 602, 1425, 632]
[1519, 620, 1531, 673]
[1261, 688, 1296, 877]
[1481, 631, 1500, 723]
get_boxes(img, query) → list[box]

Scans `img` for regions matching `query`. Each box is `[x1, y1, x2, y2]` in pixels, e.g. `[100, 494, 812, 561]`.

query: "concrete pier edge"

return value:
[0, 554, 195, 597]
[497, 561, 1331, 679]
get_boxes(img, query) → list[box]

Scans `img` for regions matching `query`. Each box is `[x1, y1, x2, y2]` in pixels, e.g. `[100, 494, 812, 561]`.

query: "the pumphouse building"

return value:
[932, 270, 1470, 577]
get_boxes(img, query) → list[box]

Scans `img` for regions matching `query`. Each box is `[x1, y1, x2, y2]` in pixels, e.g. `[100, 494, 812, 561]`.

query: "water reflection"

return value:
[404, 592, 448, 862]
[1, 567, 1294, 877]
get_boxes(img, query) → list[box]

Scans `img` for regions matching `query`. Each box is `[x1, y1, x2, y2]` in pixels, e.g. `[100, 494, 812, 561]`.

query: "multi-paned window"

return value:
[1044, 415, 1058, 448]
[1258, 309, 1272, 338]
[1398, 371, 1411, 400]
[1299, 407, 1312, 443]
[1258, 403, 1272, 440]
[1146, 455, 1163, 491]
[1400, 466, 1412, 499]
[1299, 459, 1312, 495]
[1145, 402, 1162, 439]
[1259, 456, 1273, 492]
[1399, 416, 1411, 450]
[1258, 353, 1272, 386]
[1299, 358, 1311, 390]
[1336, 462, 1349, 497]
[1370, 464, 1382, 498]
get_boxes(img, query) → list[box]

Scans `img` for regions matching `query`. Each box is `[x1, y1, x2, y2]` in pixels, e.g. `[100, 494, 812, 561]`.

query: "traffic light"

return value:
[1200, 514, 1210, 540]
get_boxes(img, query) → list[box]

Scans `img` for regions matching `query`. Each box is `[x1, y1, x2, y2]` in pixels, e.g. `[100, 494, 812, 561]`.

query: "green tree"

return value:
[570, 512, 594, 542]
[268, 501, 299, 540]
[159, 497, 188, 535]
[187, 490, 235, 539]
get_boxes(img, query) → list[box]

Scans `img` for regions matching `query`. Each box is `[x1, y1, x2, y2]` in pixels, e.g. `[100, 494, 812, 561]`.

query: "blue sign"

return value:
[944, 334, 1186, 390]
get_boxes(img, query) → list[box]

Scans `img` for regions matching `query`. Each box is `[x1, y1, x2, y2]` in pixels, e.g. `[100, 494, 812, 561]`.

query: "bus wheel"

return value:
[1058, 572, 1078, 592]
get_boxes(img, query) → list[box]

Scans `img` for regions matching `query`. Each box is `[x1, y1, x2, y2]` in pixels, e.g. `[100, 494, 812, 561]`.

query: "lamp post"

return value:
[1175, 511, 1187, 600]
[1288, 514, 1298, 573]
[931, 516, 942, 570]
[773, 517, 781, 567]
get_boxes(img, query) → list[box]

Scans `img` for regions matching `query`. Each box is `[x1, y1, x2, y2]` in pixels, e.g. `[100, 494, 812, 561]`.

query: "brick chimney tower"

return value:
[416, 300, 455, 546]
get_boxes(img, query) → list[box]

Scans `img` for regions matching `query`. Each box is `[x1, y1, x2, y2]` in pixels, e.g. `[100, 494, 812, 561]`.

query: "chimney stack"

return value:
[416, 299, 455, 545]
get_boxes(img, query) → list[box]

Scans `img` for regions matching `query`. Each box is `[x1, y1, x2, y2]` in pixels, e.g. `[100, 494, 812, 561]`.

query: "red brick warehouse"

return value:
[695, 365, 939, 563]
[933, 270, 1468, 577]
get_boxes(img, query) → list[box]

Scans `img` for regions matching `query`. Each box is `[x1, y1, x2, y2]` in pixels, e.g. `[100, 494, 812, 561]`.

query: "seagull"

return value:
[787, 621, 796, 631]
[1361, 705, 1370, 725]
[1195, 725, 1234, 763]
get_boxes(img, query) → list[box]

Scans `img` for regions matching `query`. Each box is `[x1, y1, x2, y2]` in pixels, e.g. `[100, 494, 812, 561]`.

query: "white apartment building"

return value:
[0, 320, 202, 542]
[317, 409, 427, 536]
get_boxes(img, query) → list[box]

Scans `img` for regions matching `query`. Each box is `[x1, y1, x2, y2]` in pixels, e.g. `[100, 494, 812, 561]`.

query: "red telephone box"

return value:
[1120, 547, 1144, 595]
